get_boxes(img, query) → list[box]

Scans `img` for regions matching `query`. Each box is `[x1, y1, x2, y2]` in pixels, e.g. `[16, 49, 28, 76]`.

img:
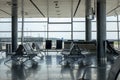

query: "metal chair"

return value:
[4, 45, 25, 64]
[45, 40, 52, 49]
[60, 42, 85, 66]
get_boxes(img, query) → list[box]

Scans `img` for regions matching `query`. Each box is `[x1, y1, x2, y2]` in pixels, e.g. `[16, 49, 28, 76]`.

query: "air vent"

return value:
[57, 14, 61, 15]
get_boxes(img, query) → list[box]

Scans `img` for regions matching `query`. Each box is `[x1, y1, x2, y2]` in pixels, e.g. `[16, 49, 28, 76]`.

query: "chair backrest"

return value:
[34, 42, 42, 50]
[76, 41, 96, 52]
[45, 40, 52, 49]
[106, 40, 119, 56]
[64, 41, 73, 49]
[56, 40, 62, 49]
[69, 43, 82, 55]
[23, 44, 33, 54]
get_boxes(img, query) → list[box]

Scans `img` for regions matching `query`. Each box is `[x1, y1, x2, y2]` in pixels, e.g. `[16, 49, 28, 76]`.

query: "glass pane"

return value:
[23, 23, 47, 31]
[92, 22, 96, 31]
[73, 22, 85, 31]
[0, 23, 11, 31]
[0, 32, 11, 37]
[92, 32, 97, 40]
[49, 18, 71, 22]
[73, 18, 85, 21]
[23, 32, 47, 38]
[107, 32, 118, 39]
[49, 24, 71, 31]
[73, 32, 85, 40]
[106, 22, 117, 31]
[49, 32, 71, 39]
[107, 16, 117, 21]
[0, 18, 11, 21]
[24, 18, 47, 21]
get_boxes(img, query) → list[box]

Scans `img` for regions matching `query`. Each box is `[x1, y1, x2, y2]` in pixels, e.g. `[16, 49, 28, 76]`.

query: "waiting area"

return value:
[0, 40, 119, 80]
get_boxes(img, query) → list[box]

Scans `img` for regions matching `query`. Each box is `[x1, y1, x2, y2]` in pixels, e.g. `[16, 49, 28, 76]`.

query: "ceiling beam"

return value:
[73, 0, 81, 17]
[29, 0, 45, 17]
[107, 5, 120, 15]
[0, 9, 11, 16]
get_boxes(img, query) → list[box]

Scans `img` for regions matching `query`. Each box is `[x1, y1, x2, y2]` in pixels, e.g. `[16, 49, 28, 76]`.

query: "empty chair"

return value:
[60, 42, 85, 65]
[56, 40, 62, 49]
[64, 40, 74, 50]
[34, 42, 45, 57]
[45, 40, 52, 49]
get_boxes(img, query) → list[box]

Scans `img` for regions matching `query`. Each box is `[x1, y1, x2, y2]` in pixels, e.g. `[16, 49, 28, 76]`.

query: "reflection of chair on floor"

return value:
[11, 61, 39, 80]
[11, 63, 26, 80]
[45, 55, 52, 65]
[56, 55, 62, 65]
[60, 65, 75, 80]
[60, 42, 85, 65]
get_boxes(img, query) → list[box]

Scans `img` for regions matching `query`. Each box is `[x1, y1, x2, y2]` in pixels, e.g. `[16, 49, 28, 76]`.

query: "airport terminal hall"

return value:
[1, 0, 120, 80]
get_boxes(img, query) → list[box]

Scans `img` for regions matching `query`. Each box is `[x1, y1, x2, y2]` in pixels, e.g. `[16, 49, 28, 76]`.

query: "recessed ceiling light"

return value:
[55, 6, 59, 8]
[57, 14, 61, 15]
[53, 1, 58, 3]
[56, 10, 60, 12]
[25, 12, 28, 15]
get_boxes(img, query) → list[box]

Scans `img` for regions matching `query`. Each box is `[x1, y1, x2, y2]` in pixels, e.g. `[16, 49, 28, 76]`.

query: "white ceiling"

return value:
[0, 0, 119, 18]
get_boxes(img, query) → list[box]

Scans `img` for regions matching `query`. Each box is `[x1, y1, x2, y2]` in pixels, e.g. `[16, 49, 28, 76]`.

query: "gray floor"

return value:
[0, 52, 114, 80]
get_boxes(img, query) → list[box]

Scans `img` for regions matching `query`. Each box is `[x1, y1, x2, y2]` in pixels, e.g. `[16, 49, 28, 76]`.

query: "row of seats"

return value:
[60, 42, 86, 65]
[4, 43, 44, 64]
[45, 40, 62, 49]
[45, 40, 96, 52]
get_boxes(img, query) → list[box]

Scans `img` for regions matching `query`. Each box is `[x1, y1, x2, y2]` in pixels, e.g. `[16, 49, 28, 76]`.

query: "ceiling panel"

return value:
[0, 0, 119, 18]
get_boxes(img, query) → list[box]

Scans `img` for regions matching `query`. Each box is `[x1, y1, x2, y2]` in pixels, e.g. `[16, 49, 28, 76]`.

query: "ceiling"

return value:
[0, 0, 120, 18]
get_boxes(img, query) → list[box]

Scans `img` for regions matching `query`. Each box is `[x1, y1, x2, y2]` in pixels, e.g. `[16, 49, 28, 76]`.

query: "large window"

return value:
[0, 23, 11, 31]
[49, 24, 71, 31]
[73, 32, 85, 40]
[0, 16, 120, 41]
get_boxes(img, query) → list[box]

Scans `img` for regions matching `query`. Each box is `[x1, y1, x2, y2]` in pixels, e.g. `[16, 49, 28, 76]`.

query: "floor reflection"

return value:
[11, 61, 39, 80]
[0, 52, 112, 80]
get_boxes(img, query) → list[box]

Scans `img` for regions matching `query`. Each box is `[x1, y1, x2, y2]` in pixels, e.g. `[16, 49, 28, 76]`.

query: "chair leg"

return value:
[4, 58, 12, 64]
[23, 59, 29, 63]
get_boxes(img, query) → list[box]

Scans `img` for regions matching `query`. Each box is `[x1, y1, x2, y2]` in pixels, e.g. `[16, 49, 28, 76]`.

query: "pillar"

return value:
[97, 0, 106, 66]
[85, 0, 92, 41]
[12, 0, 18, 52]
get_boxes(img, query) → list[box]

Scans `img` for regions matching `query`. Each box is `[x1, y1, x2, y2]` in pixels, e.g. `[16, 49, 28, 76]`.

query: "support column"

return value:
[71, 0, 73, 40]
[12, 0, 18, 52]
[97, 0, 106, 67]
[85, 0, 91, 41]
[21, 0, 24, 45]
[116, 13, 120, 48]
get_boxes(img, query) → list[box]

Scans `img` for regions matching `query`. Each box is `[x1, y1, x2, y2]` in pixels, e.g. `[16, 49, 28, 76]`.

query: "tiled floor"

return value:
[0, 52, 116, 80]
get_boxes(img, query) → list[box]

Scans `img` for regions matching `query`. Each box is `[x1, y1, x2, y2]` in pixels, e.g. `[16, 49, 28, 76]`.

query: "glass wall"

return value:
[0, 16, 119, 41]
